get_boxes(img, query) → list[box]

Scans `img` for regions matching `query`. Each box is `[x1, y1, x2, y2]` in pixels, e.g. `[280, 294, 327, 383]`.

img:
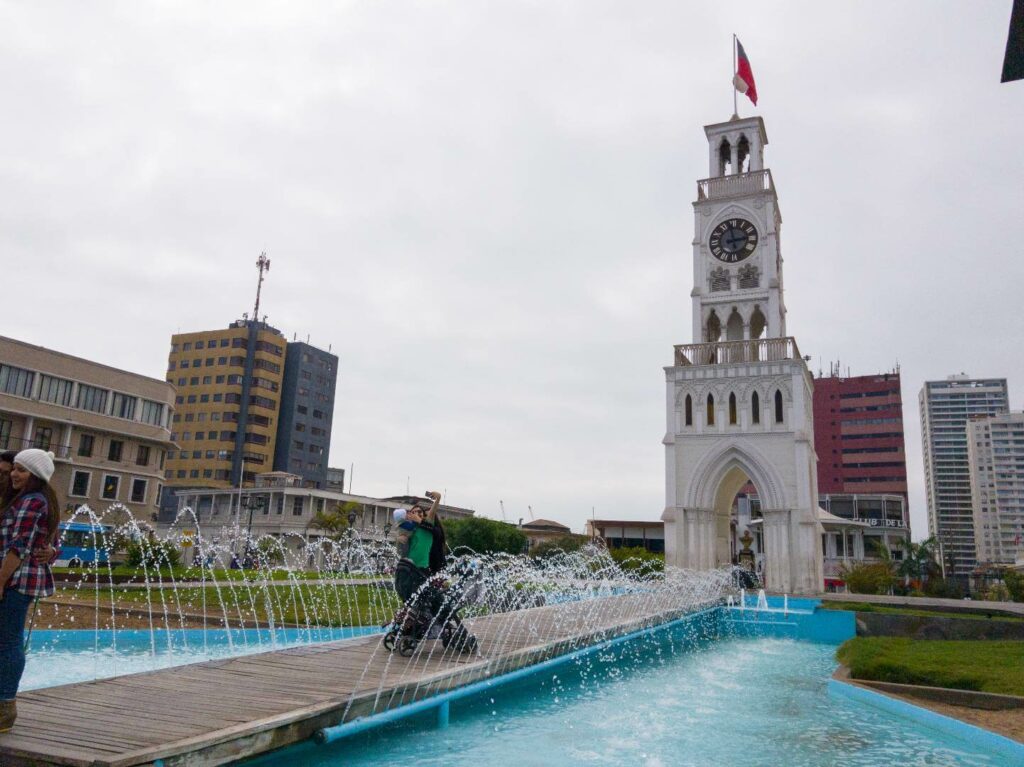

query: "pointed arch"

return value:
[726, 308, 744, 341]
[737, 134, 750, 173]
[683, 438, 787, 511]
[706, 393, 715, 426]
[706, 310, 722, 343]
[749, 305, 766, 339]
[751, 390, 760, 424]
[774, 389, 784, 423]
[684, 394, 693, 426]
[728, 392, 737, 425]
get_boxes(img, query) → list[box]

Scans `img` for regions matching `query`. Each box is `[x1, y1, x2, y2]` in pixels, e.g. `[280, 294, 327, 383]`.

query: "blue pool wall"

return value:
[724, 596, 856, 644]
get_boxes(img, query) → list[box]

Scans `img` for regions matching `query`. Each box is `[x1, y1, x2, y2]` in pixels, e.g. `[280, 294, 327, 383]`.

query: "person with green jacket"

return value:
[393, 491, 443, 611]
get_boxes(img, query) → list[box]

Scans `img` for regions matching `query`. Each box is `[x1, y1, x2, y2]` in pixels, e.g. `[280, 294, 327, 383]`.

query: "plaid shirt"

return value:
[1, 492, 55, 598]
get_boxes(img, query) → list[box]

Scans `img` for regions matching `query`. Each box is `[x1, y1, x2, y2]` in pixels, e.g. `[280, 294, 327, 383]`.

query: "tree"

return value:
[530, 534, 589, 558]
[445, 517, 528, 555]
[893, 537, 940, 588]
[1002, 570, 1023, 603]
[309, 501, 363, 541]
[840, 561, 896, 595]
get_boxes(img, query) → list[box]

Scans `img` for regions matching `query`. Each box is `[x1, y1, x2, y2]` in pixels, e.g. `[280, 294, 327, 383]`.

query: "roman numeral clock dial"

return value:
[708, 218, 759, 263]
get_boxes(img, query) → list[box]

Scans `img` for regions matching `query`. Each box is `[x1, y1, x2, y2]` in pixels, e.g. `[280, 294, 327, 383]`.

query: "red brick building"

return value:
[812, 369, 908, 502]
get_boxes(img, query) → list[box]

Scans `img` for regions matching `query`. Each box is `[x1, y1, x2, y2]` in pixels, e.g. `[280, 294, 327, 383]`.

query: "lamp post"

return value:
[240, 494, 265, 568]
[345, 508, 358, 574]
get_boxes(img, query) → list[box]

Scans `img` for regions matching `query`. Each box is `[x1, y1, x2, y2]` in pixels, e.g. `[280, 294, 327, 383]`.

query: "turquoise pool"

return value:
[22, 626, 380, 690]
[245, 631, 1016, 766]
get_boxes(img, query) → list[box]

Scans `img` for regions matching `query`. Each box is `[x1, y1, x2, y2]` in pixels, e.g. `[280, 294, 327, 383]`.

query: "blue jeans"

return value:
[0, 589, 33, 700]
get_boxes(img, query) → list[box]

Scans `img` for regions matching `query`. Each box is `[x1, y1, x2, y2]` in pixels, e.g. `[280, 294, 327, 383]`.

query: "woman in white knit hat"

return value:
[0, 448, 59, 733]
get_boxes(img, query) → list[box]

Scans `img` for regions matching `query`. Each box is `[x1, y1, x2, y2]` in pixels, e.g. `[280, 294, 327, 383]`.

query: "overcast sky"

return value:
[2, 2, 1021, 537]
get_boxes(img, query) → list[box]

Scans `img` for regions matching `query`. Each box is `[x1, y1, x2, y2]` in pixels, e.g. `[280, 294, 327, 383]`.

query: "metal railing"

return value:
[674, 337, 803, 367]
[0, 435, 72, 460]
[697, 169, 774, 201]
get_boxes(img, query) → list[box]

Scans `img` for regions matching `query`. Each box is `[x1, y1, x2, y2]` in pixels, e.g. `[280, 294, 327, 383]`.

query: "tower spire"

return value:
[253, 252, 271, 322]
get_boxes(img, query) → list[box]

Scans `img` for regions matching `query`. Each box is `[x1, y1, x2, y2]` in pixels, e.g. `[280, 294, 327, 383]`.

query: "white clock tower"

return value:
[662, 114, 823, 594]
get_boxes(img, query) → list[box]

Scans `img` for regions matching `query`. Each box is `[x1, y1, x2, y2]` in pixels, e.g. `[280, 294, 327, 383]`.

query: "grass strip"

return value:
[820, 601, 1024, 622]
[837, 637, 1024, 696]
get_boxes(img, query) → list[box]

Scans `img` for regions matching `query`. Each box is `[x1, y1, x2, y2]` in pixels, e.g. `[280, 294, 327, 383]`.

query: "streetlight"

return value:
[240, 494, 266, 568]
[344, 508, 358, 574]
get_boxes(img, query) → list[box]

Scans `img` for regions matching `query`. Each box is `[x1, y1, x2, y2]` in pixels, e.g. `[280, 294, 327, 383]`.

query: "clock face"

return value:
[709, 218, 759, 263]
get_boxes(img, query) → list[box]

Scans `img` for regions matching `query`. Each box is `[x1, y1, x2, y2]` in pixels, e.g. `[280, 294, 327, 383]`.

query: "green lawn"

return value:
[837, 637, 1024, 696]
[820, 600, 1024, 623]
[52, 565, 341, 581]
[57, 582, 401, 628]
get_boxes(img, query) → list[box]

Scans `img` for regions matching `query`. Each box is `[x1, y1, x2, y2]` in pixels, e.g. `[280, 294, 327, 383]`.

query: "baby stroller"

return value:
[382, 572, 479, 657]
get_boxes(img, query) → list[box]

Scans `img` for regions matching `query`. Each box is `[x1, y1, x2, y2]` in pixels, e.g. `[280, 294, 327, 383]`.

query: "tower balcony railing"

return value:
[696, 169, 774, 201]
[673, 337, 803, 368]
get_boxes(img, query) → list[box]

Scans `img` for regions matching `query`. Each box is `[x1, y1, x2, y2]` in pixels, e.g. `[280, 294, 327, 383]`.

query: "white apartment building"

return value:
[967, 412, 1024, 567]
[920, 376, 1009, 577]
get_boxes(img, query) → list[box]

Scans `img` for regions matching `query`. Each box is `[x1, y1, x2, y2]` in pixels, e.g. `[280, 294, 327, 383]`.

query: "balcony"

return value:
[673, 337, 804, 368]
[0, 435, 72, 460]
[697, 169, 774, 201]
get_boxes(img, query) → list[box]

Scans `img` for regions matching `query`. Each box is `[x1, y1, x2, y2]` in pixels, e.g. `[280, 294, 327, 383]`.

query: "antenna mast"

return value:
[253, 252, 271, 321]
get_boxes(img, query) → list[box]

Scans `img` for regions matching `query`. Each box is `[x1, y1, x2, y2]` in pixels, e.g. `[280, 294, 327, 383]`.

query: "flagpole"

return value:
[732, 34, 738, 119]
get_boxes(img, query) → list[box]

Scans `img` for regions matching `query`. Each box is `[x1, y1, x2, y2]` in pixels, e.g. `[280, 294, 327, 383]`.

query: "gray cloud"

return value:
[2, 1, 1020, 536]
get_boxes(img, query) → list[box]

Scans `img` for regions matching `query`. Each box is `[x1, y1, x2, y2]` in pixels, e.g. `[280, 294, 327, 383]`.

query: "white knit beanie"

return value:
[14, 449, 55, 483]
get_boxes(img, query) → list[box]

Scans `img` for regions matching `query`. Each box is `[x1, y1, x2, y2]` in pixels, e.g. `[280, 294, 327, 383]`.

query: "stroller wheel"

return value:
[398, 636, 417, 657]
[382, 630, 397, 651]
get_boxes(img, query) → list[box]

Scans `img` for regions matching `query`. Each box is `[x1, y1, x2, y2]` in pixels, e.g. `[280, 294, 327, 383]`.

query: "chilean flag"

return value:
[733, 38, 758, 106]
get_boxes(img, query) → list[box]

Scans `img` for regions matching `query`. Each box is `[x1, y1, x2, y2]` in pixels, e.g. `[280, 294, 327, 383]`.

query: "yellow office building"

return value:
[165, 319, 286, 488]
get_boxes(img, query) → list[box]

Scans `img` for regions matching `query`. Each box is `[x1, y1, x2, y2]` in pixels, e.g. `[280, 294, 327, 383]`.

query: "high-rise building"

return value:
[813, 369, 908, 501]
[273, 342, 338, 488]
[920, 375, 1009, 578]
[165, 319, 287, 487]
[164, 321, 338, 493]
[967, 412, 1024, 567]
[1, 335, 175, 518]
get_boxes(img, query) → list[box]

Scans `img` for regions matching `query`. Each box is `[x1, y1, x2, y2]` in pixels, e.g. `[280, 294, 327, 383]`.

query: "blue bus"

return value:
[55, 522, 113, 567]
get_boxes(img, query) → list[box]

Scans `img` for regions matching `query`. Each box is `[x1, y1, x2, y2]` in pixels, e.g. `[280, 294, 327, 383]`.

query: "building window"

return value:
[292, 496, 304, 516]
[33, 426, 53, 450]
[140, 400, 164, 426]
[294, 440, 304, 450]
[684, 394, 692, 426]
[313, 410, 324, 419]
[111, 392, 136, 420]
[202, 376, 212, 385]
[77, 433, 94, 457]
[176, 470, 186, 479]
[182, 342, 192, 351]
[38, 374, 74, 407]
[70, 470, 91, 498]
[190, 377, 199, 386]
[752, 392, 760, 424]
[76, 384, 108, 414]
[130, 478, 148, 504]
[108, 440, 123, 461]
[189, 469, 199, 478]
[101, 474, 120, 500]
[136, 445, 151, 466]
[296, 423, 306, 432]
[276, 496, 284, 515]
[774, 390, 784, 423]
[0, 364, 34, 398]
[297, 405, 308, 415]
[0, 419, 11, 449]
[195, 340, 204, 350]
[707, 394, 715, 426]
[729, 392, 737, 425]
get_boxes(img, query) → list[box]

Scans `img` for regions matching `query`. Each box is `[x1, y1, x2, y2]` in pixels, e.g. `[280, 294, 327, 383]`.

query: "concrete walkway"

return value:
[819, 592, 1024, 617]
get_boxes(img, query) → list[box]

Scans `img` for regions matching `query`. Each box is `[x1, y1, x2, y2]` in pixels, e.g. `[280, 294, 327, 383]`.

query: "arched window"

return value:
[728, 392, 737, 425]
[706, 393, 715, 426]
[684, 394, 693, 427]
[737, 135, 750, 173]
[774, 389, 784, 423]
[719, 139, 732, 176]
[751, 391, 760, 424]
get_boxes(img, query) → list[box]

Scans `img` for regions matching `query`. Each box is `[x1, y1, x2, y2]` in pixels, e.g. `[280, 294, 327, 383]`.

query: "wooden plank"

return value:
[0, 595, 705, 767]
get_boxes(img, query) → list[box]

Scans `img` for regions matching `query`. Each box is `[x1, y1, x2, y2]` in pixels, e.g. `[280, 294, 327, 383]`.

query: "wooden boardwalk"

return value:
[0, 589, 713, 767]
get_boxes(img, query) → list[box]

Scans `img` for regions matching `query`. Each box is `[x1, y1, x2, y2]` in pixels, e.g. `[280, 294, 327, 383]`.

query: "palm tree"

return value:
[893, 537, 939, 588]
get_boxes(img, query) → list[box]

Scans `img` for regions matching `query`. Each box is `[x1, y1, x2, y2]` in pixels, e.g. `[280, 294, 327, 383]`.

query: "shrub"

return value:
[530, 535, 589, 558]
[609, 546, 664, 573]
[1004, 571, 1024, 603]
[125, 539, 182, 570]
[840, 562, 895, 595]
